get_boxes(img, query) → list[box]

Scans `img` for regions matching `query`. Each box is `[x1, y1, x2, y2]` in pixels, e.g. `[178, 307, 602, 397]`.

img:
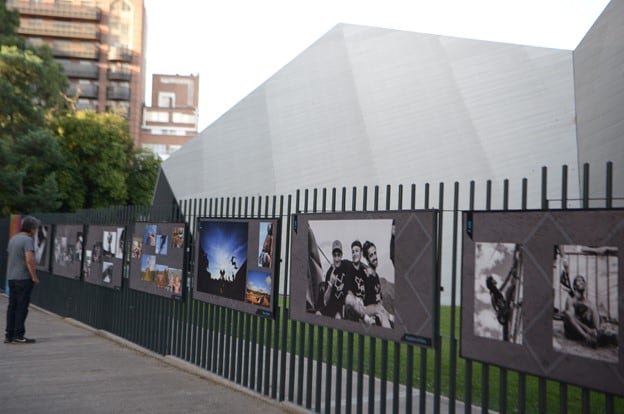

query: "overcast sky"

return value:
[143, 0, 609, 131]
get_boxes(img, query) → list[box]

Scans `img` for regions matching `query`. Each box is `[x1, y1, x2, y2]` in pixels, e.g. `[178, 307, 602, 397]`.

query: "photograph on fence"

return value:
[51, 224, 84, 279]
[83, 225, 126, 289]
[553, 244, 618, 362]
[129, 222, 186, 298]
[461, 209, 623, 397]
[473, 242, 524, 344]
[34, 223, 51, 271]
[193, 217, 281, 318]
[290, 210, 438, 345]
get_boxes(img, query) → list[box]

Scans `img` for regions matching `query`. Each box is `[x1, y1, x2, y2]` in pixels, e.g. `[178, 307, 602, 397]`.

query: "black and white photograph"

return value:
[290, 210, 437, 344]
[306, 219, 395, 329]
[553, 244, 619, 363]
[51, 224, 84, 279]
[102, 230, 117, 258]
[83, 250, 92, 279]
[474, 242, 524, 344]
[115, 227, 125, 259]
[102, 261, 113, 284]
[92, 241, 103, 263]
[83, 225, 125, 289]
[34, 224, 50, 271]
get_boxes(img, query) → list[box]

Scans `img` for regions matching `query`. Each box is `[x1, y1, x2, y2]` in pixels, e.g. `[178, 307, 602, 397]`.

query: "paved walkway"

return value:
[0, 294, 300, 414]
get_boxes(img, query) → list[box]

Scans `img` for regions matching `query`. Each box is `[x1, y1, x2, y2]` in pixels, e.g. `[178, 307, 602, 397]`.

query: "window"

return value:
[109, 0, 134, 48]
[145, 111, 169, 122]
[172, 112, 197, 124]
[158, 92, 175, 108]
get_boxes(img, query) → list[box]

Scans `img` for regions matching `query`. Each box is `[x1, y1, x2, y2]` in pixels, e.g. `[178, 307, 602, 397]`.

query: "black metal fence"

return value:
[1, 163, 622, 414]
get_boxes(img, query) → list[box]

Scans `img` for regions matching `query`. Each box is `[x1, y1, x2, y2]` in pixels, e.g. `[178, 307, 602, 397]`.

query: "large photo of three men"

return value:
[291, 210, 438, 344]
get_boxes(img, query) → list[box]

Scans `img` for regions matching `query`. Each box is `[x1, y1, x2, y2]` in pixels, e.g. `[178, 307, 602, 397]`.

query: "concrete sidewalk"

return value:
[0, 294, 300, 414]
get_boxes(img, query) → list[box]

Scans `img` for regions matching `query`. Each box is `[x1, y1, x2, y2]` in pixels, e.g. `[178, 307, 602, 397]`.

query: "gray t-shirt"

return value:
[7, 233, 35, 281]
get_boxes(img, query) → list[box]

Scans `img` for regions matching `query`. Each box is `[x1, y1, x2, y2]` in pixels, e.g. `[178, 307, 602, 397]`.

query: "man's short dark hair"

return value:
[351, 240, 362, 250]
[362, 241, 375, 259]
[21, 216, 40, 233]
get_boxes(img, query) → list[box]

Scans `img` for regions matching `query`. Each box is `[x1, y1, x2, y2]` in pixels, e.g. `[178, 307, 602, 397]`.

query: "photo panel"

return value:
[473, 242, 524, 344]
[193, 218, 281, 318]
[461, 209, 623, 396]
[83, 224, 126, 289]
[290, 210, 438, 345]
[129, 222, 187, 298]
[51, 224, 84, 279]
[34, 223, 51, 271]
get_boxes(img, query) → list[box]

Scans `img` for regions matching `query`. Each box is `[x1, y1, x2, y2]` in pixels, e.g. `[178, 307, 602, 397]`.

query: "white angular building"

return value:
[154, 0, 623, 209]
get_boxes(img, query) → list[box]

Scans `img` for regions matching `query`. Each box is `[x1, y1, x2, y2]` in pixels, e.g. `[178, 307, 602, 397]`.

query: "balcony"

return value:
[62, 64, 99, 80]
[108, 69, 132, 81]
[68, 84, 99, 99]
[51, 45, 99, 60]
[17, 24, 100, 41]
[76, 100, 98, 112]
[106, 104, 129, 117]
[107, 46, 133, 62]
[7, 0, 101, 21]
[107, 86, 130, 101]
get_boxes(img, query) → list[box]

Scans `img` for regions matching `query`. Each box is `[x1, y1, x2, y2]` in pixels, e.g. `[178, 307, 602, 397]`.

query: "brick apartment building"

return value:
[7, 0, 146, 146]
[140, 74, 199, 160]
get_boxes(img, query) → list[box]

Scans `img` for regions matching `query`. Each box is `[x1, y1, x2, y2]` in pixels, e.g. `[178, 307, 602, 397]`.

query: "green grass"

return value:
[272, 301, 623, 413]
[176, 297, 622, 413]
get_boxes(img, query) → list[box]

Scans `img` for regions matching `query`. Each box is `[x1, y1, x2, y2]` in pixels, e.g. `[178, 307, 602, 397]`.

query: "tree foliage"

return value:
[0, 2, 70, 215]
[0, 2, 160, 214]
[0, 1, 20, 40]
[54, 111, 161, 210]
[127, 148, 162, 206]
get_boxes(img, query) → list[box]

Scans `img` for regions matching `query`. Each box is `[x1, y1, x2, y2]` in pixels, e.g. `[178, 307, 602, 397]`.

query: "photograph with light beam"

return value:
[195, 220, 249, 301]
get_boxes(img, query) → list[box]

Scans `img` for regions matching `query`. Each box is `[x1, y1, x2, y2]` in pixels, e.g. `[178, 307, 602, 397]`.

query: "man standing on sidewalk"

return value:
[5, 215, 40, 344]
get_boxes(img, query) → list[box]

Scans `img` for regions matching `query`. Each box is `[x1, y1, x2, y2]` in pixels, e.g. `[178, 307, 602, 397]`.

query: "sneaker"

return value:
[12, 337, 36, 344]
[4, 337, 12, 344]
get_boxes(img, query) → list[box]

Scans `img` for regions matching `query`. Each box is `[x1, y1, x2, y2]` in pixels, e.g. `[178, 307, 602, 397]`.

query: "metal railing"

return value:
[62, 64, 99, 80]
[7, 0, 101, 21]
[1, 163, 622, 413]
[17, 24, 99, 41]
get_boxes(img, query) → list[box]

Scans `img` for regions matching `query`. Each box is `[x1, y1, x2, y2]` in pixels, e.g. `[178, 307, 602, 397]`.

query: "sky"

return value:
[143, 0, 610, 131]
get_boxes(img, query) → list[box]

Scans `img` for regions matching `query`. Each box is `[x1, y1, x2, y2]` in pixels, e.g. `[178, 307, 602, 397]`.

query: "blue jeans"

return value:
[5, 279, 34, 340]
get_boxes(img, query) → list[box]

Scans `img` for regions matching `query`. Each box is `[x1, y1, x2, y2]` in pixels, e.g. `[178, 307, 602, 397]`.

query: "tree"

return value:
[127, 148, 161, 206]
[0, 2, 70, 215]
[0, 2, 159, 213]
[0, 1, 20, 40]
[54, 111, 132, 209]
[54, 111, 160, 210]
[0, 2, 68, 138]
